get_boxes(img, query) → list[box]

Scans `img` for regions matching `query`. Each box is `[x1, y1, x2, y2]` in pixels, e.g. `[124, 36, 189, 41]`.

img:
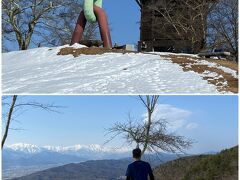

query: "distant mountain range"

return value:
[6, 143, 233, 180]
[2, 143, 178, 180]
[5, 143, 130, 155]
[10, 155, 178, 180]
[9, 146, 237, 180]
[3, 143, 131, 169]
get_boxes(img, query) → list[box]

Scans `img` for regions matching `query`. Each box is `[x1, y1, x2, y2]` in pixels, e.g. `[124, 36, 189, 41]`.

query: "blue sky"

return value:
[104, 0, 141, 45]
[3, 95, 238, 154]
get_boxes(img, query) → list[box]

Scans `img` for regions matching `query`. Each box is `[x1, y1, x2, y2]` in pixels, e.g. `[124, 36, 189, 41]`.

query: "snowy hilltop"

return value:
[2, 44, 238, 94]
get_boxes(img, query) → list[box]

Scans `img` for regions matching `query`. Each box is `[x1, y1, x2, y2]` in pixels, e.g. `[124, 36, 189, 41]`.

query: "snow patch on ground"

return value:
[217, 66, 238, 79]
[151, 52, 199, 58]
[193, 60, 238, 79]
[2, 45, 234, 94]
[202, 71, 220, 79]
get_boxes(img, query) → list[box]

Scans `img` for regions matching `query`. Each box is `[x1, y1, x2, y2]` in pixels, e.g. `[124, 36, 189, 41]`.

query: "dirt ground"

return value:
[163, 55, 238, 93]
[57, 47, 135, 57]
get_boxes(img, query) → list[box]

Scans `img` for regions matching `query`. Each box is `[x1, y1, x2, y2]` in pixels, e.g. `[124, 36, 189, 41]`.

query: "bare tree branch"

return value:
[106, 96, 193, 156]
[2, 96, 64, 148]
[141, 0, 217, 53]
[2, 0, 60, 50]
[134, 0, 142, 8]
[2, 0, 100, 50]
[207, 0, 238, 61]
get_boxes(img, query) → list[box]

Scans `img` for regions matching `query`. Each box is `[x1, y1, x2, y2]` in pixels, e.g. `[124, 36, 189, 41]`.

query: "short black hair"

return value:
[132, 148, 142, 159]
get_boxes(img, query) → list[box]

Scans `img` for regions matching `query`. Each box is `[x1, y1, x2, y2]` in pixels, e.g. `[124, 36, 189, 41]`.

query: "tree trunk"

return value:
[142, 108, 152, 155]
[2, 95, 17, 148]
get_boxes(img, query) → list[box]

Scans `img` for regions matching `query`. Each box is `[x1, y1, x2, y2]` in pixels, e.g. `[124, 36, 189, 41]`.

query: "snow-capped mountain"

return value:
[5, 143, 130, 155]
[43, 144, 129, 153]
[7, 143, 42, 154]
[2, 143, 131, 170]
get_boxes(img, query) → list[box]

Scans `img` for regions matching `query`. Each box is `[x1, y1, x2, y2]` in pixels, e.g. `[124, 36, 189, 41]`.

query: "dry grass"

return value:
[164, 55, 238, 93]
[57, 47, 135, 57]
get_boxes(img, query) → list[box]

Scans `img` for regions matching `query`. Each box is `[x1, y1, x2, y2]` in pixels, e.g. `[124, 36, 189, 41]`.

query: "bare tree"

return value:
[41, 0, 99, 46]
[2, 96, 17, 148]
[135, 0, 217, 53]
[134, 0, 142, 8]
[2, 0, 99, 50]
[106, 95, 192, 155]
[153, 0, 216, 53]
[207, 0, 238, 61]
[2, 0, 63, 50]
[2, 95, 63, 148]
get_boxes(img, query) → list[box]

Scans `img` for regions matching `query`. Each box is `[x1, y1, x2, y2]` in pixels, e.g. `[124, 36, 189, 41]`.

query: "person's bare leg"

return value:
[70, 11, 87, 45]
[94, 5, 112, 48]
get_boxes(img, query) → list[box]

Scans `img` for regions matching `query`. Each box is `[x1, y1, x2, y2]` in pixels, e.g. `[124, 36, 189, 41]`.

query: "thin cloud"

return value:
[185, 122, 199, 130]
[143, 104, 192, 132]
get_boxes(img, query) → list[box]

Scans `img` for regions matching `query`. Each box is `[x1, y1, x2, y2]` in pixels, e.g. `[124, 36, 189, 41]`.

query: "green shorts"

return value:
[84, 0, 103, 23]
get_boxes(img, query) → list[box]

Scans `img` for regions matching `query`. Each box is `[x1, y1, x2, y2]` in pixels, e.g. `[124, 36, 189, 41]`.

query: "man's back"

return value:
[125, 160, 154, 180]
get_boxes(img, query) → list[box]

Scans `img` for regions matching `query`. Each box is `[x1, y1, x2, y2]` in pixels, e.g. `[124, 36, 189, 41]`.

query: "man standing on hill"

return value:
[125, 148, 155, 180]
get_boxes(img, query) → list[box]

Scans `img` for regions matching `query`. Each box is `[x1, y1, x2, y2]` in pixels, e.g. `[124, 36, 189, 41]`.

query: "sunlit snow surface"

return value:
[2, 45, 232, 94]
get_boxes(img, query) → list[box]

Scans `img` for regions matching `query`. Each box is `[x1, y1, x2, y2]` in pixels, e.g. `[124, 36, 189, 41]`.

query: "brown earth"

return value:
[57, 47, 135, 57]
[162, 55, 238, 93]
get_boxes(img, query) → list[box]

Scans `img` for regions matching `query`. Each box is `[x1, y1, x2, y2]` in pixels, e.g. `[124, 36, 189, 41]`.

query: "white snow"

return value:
[153, 52, 199, 58]
[2, 45, 236, 94]
[7, 143, 42, 154]
[193, 60, 238, 79]
[217, 66, 238, 79]
[5, 143, 130, 154]
[201, 71, 220, 79]
[43, 144, 130, 153]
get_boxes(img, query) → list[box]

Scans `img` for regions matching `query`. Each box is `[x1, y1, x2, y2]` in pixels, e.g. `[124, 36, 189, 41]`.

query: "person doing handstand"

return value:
[70, 0, 112, 48]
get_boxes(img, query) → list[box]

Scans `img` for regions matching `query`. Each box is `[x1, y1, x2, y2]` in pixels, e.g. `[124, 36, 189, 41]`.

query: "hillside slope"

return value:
[12, 155, 174, 180]
[154, 146, 238, 180]
[2, 45, 238, 94]
[3, 143, 178, 180]
[11, 159, 130, 180]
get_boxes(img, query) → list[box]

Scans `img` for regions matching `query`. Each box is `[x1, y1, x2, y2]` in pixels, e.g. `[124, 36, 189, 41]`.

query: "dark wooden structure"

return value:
[138, 0, 213, 53]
